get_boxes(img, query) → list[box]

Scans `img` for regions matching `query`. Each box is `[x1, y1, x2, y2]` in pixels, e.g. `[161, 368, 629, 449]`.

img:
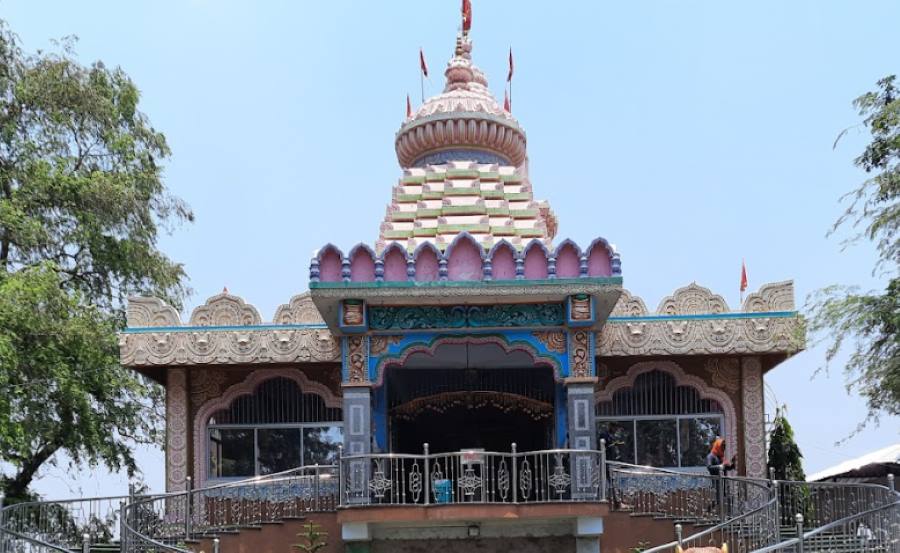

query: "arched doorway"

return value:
[381, 342, 558, 454]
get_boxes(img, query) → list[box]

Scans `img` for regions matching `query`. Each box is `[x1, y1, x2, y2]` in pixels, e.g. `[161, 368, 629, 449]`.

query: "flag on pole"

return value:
[503, 89, 510, 112]
[419, 48, 429, 78]
[462, 0, 472, 32]
[406, 94, 412, 119]
[507, 48, 514, 82]
[740, 260, 748, 293]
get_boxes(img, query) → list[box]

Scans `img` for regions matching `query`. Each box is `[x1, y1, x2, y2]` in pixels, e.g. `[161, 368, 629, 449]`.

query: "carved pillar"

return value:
[343, 386, 372, 504]
[741, 357, 766, 478]
[566, 381, 597, 451]
[565, 379, 597, 500]
[165, 368, 188, 492]
[342, 335, 373, 503]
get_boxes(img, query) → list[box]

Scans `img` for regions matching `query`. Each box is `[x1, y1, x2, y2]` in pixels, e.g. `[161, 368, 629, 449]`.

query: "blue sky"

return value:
[4, 0, 898, 496]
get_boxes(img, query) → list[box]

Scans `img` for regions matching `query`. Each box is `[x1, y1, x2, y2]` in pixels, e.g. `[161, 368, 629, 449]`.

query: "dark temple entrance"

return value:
[385, 346, 557, 454]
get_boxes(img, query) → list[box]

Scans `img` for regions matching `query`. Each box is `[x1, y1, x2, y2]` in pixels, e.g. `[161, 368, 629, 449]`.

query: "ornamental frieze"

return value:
[368, 303, 565, 331]
[120, 281, 802, 367]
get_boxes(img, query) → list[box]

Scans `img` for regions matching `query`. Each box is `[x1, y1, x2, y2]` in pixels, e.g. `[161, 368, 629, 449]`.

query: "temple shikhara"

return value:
[7, 4, 895, 553]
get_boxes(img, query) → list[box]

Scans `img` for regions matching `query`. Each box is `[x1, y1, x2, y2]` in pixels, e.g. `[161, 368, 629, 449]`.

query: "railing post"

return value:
[423, 443, 430, 505]
[599, 439, 607, 502]
[337, 444, 344, 507]
[184, 476, 193, 541]
[771, 478, 781, 543]
[82, 533, 90, 553]
[888, 473, 895, 493]
[314, 464, 321, 511]
[0, 492, 6, 553]
[511, 443, 518, 504]
[675, 523, 683, 547]
[717, 467, 726, 522]
[213, 537, 220, 553]
[795, 513, 804, 553]
[118, 500, 126, 553]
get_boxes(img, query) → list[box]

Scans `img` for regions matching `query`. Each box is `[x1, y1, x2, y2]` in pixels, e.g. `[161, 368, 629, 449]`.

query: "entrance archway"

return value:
[381, 342, 558, 454]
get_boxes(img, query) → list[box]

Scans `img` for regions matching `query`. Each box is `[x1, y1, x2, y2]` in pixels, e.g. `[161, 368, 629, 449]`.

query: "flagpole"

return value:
[420, 70, 424, 104]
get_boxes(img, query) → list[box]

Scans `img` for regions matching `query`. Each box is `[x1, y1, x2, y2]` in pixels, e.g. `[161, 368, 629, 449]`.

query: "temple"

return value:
[115, 10, 809, 553]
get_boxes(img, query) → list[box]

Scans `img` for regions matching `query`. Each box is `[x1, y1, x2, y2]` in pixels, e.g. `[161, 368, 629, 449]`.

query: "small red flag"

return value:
[406, 94, 412, 118]
[740, 260, 748, 293]
[461, 0, 472, 32]
[503, 89, 510, 112]
[419, 48, 428, 78]
[507, 48, 514, 82]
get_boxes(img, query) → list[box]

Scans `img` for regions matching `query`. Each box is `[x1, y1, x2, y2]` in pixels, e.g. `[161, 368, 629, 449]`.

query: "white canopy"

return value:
[808, 443, 900, 482]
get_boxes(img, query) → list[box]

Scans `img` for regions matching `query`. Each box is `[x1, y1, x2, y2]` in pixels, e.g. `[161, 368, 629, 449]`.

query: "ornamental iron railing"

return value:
[121, 465, 337, 553]
[608, 462, 774, 526]
[0, 494, 130, 553]
[340, 445, 604, 506]
[4, 448, 898, 553]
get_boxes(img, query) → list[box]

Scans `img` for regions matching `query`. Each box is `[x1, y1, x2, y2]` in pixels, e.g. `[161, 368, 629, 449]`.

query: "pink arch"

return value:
[490, 242, 517, 280]
[595, 361, 738, 460]
[317, 246, 343, 282]
[555, 241, 581, 278]
[523, 242, 549, 279]
[192, 369, 342, 487]
[349, 245, 375, 282]
[382, 244, 408, 282]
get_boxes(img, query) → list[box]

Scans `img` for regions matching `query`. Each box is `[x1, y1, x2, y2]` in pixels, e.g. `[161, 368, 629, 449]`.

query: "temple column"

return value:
[342, 336, 373, 504]
[165, 367, 189, 492]
[741, 356, 767, 478]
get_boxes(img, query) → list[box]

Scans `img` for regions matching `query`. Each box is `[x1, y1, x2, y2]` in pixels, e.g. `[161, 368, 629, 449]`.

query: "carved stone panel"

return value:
[742, 357, 767, 478]
[166, 368, 188, 492]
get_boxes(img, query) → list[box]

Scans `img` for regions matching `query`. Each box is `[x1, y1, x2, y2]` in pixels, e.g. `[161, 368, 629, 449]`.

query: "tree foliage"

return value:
[767, 408, 806, 482]
[0, 20, 190, 500]
[807, 75, 900, 427]
[292, 521, 328, 553]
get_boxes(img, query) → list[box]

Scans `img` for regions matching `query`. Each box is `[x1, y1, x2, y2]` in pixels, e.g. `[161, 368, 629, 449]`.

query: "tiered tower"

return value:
[377, 32, 557, 252]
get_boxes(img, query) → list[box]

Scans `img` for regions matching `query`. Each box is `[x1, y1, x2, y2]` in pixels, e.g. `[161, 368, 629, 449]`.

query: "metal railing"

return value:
[340, 444, 605, 507]
[749, 475, 900, 553]
[0, 494, 129, 553]
[121, 465, 337, 553]
[5, 447, 898, 553]
[608, 462, 774, 526]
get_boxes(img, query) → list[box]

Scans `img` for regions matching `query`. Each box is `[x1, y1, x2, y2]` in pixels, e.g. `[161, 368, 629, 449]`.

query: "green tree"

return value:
[767, 408, 805, 482]
[0, 20, 191, 500]
[292, 521, 328, 553]
[807, 75, 900, 428]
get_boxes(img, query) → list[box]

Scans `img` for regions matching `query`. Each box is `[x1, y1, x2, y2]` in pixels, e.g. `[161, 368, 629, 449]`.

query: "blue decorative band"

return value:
[607, 311, 797, 323]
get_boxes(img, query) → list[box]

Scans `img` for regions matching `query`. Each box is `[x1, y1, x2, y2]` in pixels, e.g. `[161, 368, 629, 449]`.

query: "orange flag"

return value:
[507, 48, 514, 82]
[462, 0, 472, 32]
[740, 260, 748, 293]
[406, 94, 412, 118]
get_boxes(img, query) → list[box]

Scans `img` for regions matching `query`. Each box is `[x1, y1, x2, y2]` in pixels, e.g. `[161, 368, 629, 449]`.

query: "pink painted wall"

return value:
[350, 249, 375, 282]
[523, 246, 549, 279]
[415, 248, 439, 281]
[318, 249, 342, 282]
[447, 238, 483, 281]
[383, 247, 407, 282]
[491, 245, 516, 280]
[555, 244, 580, 278]
[588, 243, 612, 277]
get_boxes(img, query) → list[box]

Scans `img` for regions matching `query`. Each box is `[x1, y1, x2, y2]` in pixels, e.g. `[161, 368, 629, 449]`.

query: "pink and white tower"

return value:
[378, 30, 557, 252]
